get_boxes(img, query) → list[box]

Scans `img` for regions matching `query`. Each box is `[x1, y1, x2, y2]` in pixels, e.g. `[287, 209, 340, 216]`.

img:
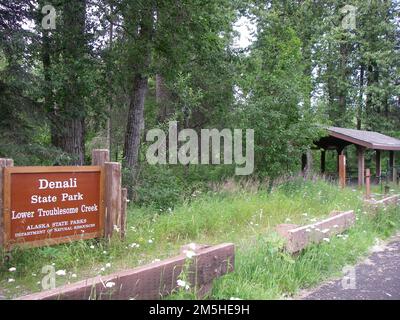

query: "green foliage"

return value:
[2, 0, 399, 185]
[132, 165, 186, 209]
[234, 9, 325, 178]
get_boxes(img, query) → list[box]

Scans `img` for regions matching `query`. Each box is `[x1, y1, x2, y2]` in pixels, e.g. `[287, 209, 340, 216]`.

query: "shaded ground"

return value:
[299, 233, 400, 300]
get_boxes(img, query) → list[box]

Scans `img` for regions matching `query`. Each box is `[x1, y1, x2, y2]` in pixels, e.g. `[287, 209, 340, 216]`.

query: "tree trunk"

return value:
[123, 6, 154, 171]
[106, 4, 114, 154]
[58, 0, 87, 164]
[41, 30, 58, 146]
[357, 64, 364, 130]
[59, 118, 86, 165]
[123, 73, 148, 168]
[156, 74, 173, 123]
[338, 42, 349, 120]
[39, 1, 62, 151]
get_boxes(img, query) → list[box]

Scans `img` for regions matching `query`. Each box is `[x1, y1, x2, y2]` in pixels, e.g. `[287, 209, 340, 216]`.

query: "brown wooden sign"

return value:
[2, 166, 104, 249]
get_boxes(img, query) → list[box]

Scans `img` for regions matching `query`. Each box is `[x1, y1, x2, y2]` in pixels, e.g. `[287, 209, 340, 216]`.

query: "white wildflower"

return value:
[105, 263, 111, 268]
[8, 267, 16, 272]
[323, 238, 330, 243]
[56, 270, 66, 276]
[8, 278, 15, 283]
[185, 250, 196, 259]
[177, 279, 190, 290]
[105, 282, 115, 288]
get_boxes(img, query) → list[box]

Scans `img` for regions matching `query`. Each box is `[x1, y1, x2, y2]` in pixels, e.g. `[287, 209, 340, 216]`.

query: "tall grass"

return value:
[0, 178, 398, 299]
[211, 205, 400, 299]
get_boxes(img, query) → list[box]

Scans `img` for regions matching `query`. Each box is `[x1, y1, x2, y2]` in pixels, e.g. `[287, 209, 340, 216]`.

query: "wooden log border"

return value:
[276, 210, 356, 254]
[365, 194, 400, 208]
[16, 243, 235, 300]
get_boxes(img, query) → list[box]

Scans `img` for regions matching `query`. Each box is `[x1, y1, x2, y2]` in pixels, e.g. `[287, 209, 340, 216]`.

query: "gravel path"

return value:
[298, 233, 400, 300]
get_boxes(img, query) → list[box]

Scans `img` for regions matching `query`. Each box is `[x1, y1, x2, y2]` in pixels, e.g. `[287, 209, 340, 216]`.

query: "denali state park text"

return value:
[10, 177, 99, 238]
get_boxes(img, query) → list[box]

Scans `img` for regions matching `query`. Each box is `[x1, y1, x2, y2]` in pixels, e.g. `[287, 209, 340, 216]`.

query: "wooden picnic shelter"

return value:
[312, 127, 400, 186]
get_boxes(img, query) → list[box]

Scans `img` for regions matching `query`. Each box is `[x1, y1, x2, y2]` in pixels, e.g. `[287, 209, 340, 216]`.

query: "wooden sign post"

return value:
[1, 158, 14, 249]
[91, 149, 123, 240]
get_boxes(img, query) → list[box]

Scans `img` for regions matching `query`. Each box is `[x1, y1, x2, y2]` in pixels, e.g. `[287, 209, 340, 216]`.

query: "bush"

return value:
[128, 165, 186, 209]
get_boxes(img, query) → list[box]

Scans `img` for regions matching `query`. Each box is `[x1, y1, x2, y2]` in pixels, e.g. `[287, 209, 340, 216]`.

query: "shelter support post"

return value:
[357, 146, 366, 187]
[389, 151, 396, 183]
[339, 154, 346, 188]
[375, 150, 381, 183]
[336, 147, 344, 174]
[301, 150, 313, 177]
[301, 153, 307, 172]
[320, 150, 326, 174]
